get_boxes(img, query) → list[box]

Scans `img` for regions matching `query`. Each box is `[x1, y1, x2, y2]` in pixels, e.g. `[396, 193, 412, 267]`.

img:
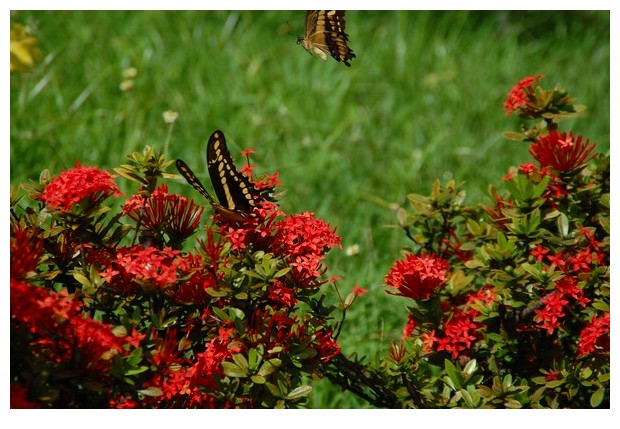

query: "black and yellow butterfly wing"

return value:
[176, 130, 264, 222]
[298, 10, 356, 67]
[207, 130, 260, 213]
[175, 159, 216, 205]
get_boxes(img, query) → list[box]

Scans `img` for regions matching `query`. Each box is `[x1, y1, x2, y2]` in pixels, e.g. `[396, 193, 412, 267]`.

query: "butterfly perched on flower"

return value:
[297, 10, 356, 67]
[176, 130, 271, 222]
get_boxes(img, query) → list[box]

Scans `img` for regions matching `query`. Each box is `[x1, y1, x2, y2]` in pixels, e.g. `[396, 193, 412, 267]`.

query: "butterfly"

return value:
[176, 130, 268, 222]
[297, 10, 356, 67]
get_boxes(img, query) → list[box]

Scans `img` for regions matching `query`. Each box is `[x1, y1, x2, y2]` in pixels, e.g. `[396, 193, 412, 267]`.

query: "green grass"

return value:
[10, 10, 610, 408]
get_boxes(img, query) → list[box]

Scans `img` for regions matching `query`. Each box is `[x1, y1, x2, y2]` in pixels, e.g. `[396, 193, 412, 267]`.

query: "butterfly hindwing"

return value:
[298, 10, 356, 67]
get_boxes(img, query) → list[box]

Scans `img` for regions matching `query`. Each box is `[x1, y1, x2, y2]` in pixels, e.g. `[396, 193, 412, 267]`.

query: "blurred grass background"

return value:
[10, 10, 610, 408]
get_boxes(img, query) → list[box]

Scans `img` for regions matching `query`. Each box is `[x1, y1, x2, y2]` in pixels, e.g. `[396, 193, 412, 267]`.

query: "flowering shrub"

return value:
[331, 75, 608, 408]
[10, 145, 350, 408]
[10, 75, 608, 409]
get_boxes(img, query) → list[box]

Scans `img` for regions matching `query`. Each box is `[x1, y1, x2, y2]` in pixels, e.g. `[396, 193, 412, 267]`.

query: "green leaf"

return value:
[212, 307, 231, 322]
[505, 399, 523, 409]
[205, 287, 229, 298]
[592, 301, 610, 312]
[258, 358, 282, 377]
[546, 380, 565, 388]
[125, 366, 149, 376]
[477, 385, 495, 398]
[598, 372, 610, 383]
[221, 361, 248, 378]
[274, 267, 291, 278]
[285, 385, 312, 400]
[138, 387, 163, 397]
[251, 375, 266, 384]
[72, 271, 92, 287]
[232, 353, 249, 370]
[502, 374, 513, 391]
[556, 212, 569, 238]
[248, 347, 261, 369]
[463, 359, 477, 377]
[444, 360, 462, 390]
[590, 387, 605, 407]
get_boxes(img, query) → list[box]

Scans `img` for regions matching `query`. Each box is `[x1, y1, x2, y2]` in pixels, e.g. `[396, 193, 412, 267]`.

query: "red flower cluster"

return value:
[529, 131, 597, 173]
[530, 228, 601, 335]
[39, 163, 123, 212]
[10, 225, 43, 279]
[10, 280, 131, 377]
[123, 184, 204, 243]
[385, 253, 449, 300]
[533, 291, 570, 335]
[504, 74, 544, 115]
[534, 277, 591, 335]
[271, 211, 342, 288]
[434, 309, 481, 359]
[577, 312, 610, 357]
[424, 288, 495, 359]
[100, 246, 184, 294]
[98, 246, 214, 302]
[135, 327, 240, 408]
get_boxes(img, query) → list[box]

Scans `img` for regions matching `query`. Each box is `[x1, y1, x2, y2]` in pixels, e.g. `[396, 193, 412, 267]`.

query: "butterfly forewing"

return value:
[175, 159, 216, 204]
[298, 10, 356, 66]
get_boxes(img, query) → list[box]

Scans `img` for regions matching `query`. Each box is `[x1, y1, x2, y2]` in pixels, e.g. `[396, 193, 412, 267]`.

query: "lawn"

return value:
[10, 10, 610, 408]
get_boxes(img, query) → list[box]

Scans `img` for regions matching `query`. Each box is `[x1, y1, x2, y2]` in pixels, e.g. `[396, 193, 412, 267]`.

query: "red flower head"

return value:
[123, 184, 204, 243]
[529, 131, 597, 173]
[10, 225, 43, 280]
[385, 252, 449, 300]
[39, 162, 123, 212]
[578, 312, 610, 357]
[504, 74, 544, 116]
[272, 211, 342, 288]
[99, 246, 184, 295]
[435, 309, 481, 359]
[402, 315, 416, 339]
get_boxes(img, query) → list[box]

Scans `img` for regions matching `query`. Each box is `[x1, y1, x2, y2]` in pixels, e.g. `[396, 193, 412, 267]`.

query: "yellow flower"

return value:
[10, 23, 42, 73]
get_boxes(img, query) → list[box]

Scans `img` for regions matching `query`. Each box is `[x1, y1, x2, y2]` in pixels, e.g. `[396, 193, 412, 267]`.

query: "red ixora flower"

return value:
[577, 312, 610, 357]
[11, 280, 129, 375]
[504, 74, 544, 116]
[99, 246, 185, 295]
[10, 225, 43, 280]
[123, 184, 204, 243]
[272, 211, 342, 288]
[39, 162, 123, 212]
[529, 131, 597, 173]
[533, 291, 569, 335]
[385, 252, 449, 300]
[435, 309, 481, 359]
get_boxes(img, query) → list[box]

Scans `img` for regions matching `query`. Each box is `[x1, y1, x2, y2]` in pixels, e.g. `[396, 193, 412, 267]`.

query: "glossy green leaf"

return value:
[258, 358, 282, 376]
[232, 353, 249, 370]
[285, 385, 312, 400]
[138, 387, 163, 397]
[590, 387, 605, 407]
[221, 361, 248, 378]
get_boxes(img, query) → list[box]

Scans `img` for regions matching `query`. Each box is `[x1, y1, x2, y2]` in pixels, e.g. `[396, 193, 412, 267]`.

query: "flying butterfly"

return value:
[297, 10, 356, 67]
[176, 130, 269, 222]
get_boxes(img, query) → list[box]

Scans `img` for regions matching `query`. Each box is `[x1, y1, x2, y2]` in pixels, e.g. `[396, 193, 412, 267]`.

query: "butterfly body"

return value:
[298, 10, 356, 67]
[176, 130, 265, 222]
